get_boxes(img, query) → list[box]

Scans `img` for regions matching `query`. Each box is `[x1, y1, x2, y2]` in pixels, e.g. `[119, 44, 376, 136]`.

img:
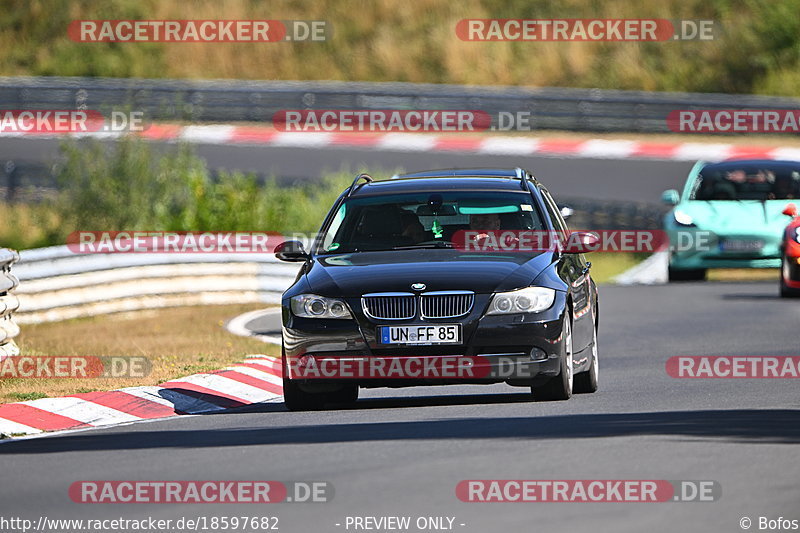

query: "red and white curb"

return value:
[0, 355, 282, 439]
[5, 124, 800, 161]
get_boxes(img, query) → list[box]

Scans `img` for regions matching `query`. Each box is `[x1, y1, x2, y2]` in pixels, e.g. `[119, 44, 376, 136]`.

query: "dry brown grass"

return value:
[145, 0, 726, 87]
[6, 0, 797, 96]
[707, 268, 781, 282]
[2, 303, 277, 403]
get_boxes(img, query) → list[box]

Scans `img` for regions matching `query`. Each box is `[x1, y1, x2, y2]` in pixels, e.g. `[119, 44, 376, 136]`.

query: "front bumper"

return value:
[666, 227, 782, 270]
[281, 292, 568, 388]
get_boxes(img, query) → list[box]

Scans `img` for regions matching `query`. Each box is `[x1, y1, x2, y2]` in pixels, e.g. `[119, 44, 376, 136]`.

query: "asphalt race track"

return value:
[0, 136, 694, 202]
[1, 281, 797, 533]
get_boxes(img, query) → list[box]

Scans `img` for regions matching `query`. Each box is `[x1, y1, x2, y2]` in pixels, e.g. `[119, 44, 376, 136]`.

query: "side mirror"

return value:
[275, 240, 310, 262]
[558, 205, 574, 219]
[783, 203, 798, 218]
[661, 189, 680, 205]
[563, 231, 600, 254]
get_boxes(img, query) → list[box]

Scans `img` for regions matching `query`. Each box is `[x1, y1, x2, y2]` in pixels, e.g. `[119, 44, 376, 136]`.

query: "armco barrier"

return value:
[0, 248, 20, 358]
[3, 76, 800, 133]
[13, 246, 301, 324]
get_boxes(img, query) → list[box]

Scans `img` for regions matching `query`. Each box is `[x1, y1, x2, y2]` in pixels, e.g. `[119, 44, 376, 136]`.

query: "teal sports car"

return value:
[662, 159, 800, 281]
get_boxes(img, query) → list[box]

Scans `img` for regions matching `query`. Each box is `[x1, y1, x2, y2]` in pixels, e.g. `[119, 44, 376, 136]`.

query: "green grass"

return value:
[5, 391, 48, 402]
[1, 137, 380, 250]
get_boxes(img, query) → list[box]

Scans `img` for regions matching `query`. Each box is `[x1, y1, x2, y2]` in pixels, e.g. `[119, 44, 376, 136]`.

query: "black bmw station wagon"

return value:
[275, 168, 599, 410]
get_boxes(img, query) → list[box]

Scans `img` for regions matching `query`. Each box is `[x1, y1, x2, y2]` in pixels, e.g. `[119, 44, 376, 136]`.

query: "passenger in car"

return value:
[400, 211, 426, 243]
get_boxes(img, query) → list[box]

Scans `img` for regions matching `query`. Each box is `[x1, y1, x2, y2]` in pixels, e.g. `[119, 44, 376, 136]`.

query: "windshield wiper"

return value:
[392, 242, 454, 250]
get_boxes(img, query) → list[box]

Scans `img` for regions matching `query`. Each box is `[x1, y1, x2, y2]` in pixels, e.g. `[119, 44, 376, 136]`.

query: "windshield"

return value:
[691, 164, 800, 201]
[315, 191, 545, 254]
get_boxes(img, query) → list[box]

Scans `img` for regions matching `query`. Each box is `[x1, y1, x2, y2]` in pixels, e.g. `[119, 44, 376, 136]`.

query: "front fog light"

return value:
[530, 347, 547, 361]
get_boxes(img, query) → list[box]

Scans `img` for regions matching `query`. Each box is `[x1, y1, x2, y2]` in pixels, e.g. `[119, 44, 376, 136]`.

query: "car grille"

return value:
[361, 291, 474, 320]
[362, 293, 416, 320]
[420, 291, 474, 318]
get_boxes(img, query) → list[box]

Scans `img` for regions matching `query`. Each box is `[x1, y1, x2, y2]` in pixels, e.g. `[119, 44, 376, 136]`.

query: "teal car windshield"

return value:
[691, 163, 800, 201]
[316, 191, 545, 254]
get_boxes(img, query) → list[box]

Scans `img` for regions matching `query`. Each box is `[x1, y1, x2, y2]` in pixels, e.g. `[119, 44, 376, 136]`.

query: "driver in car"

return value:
[469, 213, 501, 245]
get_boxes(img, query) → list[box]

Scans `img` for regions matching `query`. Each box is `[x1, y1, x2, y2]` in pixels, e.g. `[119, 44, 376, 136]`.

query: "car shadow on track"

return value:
[1, 408, 799, 454]
[211, 392, 534, 415]
[720, 293, 781, 300]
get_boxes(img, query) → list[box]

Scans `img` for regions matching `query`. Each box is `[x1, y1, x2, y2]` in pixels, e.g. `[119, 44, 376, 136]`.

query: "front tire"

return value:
[780, 254, 800, 298]
[282, 378, 327, 411]
[533, 316, 573, 401]
[327, 384, 359, 405]
[574, 322, 598, 394]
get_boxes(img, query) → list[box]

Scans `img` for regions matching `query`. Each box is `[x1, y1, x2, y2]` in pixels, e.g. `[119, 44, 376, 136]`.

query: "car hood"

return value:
[676, 200, 794, 234]
[304, 249, 555, 296]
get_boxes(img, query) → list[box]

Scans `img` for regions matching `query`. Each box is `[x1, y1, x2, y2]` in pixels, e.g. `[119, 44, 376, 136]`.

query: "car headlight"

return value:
[290, 294, 352, 319]
[673, 210, 695, 227]
[487, 287, 556, 315]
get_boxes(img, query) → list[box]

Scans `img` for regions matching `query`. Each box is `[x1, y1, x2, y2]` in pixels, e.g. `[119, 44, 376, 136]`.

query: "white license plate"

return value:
[720, 239, 764, 252]
[379, 325, 461, 344]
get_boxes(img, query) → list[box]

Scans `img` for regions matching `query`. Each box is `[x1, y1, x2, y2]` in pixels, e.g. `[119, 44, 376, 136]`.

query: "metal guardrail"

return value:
[13, 246, 300, 324]
[0, 248, 20, 358]
[3, 76, 800, 133]
[562, 197, 666, 231]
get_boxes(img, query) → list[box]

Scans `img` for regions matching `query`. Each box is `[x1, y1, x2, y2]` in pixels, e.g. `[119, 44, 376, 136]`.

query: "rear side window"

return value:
[539, 187, 570, 234]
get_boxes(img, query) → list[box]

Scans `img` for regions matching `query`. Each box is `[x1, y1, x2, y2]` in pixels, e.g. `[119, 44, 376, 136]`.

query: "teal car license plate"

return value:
[719, 239, 764, 252]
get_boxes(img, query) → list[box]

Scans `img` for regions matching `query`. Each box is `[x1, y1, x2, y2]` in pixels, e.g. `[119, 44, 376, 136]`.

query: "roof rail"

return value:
[515, 167, 530, 192]
[346, 173, 374, 197]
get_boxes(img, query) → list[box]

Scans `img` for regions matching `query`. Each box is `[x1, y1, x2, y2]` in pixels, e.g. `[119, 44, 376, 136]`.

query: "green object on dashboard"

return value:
[432, 219, 443, 239]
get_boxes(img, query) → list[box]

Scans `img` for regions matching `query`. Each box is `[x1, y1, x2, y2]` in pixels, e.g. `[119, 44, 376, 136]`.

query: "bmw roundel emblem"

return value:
[411, 283, 426, 291]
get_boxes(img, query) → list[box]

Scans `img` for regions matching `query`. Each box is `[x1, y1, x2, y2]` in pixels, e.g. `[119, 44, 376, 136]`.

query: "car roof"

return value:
[703, 159, 800, 172]
[349, 168, 541, 196]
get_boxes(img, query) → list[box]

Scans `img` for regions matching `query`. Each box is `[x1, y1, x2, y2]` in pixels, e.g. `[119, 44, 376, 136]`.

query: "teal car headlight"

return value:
[487, 287, 555, 315]
[673, 210, 695, 227]
[291, 294, 352, 319]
